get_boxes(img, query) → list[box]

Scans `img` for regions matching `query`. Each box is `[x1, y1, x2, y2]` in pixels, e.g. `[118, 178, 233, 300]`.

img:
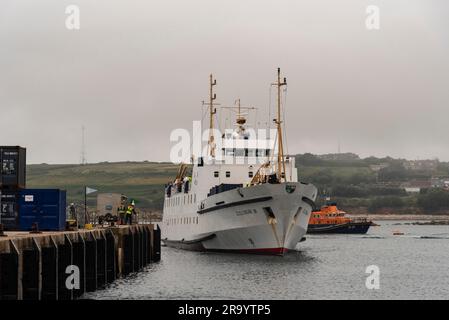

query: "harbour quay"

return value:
[0, 224, 161, 300]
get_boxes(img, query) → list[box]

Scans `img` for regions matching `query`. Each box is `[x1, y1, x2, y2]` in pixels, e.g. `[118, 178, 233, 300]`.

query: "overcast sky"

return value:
[1, 0, 448, 164]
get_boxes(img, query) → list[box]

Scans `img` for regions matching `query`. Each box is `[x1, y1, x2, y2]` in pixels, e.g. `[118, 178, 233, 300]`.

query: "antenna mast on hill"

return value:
[81, 125, 87, 165]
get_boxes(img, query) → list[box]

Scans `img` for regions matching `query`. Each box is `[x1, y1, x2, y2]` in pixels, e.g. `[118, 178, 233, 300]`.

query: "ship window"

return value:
[247, 149, 256, 157]
[226, 171, 231, 178]
[214, 171, 219, 178]
[198, 157, 204, 167]
[194, 194, 197, 203]
[248, 171, 254, 178]
[234, 149, 245, 157]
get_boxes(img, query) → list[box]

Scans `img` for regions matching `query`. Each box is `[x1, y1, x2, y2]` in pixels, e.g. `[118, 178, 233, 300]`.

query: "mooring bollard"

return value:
[0, 223, 7, 237]
[30, 222, 42, 234]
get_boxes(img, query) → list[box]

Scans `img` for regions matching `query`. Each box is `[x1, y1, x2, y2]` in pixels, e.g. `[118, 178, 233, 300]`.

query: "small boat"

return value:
[307, 202, 373, 234]
[392, 230, 404, 236]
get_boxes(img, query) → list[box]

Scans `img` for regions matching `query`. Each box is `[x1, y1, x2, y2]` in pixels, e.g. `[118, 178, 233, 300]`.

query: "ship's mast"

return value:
[235, 98, 246, 133]
[203, 74, 217, 158]
[273, 68, 287, 182]
[237, 98, 241, 119]
[221, 100, 256, 134]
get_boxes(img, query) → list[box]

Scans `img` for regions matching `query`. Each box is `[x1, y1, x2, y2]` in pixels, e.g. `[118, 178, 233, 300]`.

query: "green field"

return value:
[27, 162, 178, 209]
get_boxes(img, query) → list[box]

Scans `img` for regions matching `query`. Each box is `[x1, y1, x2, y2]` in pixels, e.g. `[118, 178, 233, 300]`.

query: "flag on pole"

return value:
[86, 187, 98, 195]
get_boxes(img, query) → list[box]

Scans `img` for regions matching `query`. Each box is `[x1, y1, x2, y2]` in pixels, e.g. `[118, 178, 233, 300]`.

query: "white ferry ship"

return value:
[162, 69, 317, 255]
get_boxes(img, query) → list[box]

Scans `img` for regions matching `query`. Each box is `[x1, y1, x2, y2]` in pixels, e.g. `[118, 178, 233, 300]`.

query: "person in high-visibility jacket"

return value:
[125, 204, 135, 225]
[118, 203, 126, 225]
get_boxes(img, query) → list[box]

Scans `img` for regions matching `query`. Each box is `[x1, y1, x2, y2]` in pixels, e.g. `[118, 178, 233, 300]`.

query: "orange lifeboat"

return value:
[307, 202, 373, 234]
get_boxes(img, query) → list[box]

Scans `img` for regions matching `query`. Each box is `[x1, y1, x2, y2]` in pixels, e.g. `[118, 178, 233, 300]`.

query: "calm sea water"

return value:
[84, 221, 449, 300]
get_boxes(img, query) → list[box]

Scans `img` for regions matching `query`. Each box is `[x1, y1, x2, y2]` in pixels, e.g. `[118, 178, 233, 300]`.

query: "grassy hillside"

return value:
[25, 154, 449, 214]
[27, 162, 178, 209]
[295, 153, 449, 213]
